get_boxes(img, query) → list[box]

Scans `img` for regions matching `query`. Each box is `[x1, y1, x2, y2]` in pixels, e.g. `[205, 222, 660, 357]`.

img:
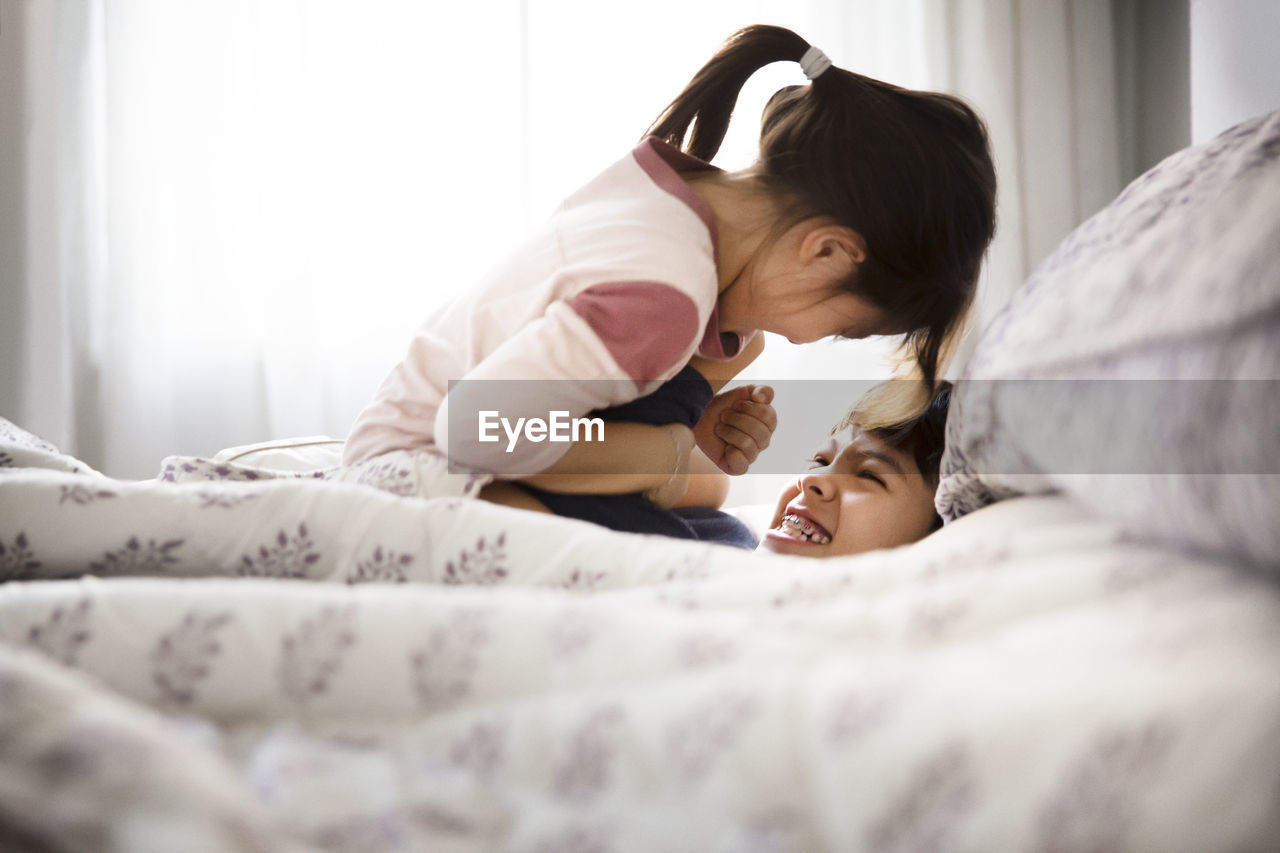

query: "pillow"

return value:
[937, 110, 1280, 572]
[212, 436, 346, 473]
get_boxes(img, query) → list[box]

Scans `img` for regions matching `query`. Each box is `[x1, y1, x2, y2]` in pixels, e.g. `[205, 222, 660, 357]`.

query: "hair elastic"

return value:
[799, 45, 833, 80]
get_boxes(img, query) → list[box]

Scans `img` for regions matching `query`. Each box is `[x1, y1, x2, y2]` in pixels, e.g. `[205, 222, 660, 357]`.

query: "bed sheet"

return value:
[2, 417, 1279, 851]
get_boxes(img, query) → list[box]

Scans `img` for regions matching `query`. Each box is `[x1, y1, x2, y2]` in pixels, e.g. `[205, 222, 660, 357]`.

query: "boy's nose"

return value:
[799, 470, 837, 500]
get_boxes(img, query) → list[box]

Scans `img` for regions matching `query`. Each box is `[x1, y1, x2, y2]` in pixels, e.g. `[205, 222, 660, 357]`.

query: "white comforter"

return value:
[1, 417, 1278, 852]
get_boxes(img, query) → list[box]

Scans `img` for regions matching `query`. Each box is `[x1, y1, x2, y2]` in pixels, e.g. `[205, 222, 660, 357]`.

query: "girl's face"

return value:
[758, 427, 938, 558]
[717, 219, 888, 344]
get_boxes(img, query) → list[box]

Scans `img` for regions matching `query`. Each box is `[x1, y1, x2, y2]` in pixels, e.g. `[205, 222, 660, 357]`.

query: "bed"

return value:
[1, 112, 1277, 852]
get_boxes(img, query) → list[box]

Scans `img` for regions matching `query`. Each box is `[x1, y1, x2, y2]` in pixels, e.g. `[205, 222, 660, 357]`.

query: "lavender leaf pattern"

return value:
[908, 596, 970, 641]
[278, 605, 357, 703]
[666, 688, 757, 783]
[90, 536, 184, 575]
[1036, 721, 1177, 852]
[58, 484, 118, 505]
[560, 566, 608, 590]
[346, 545, 413, 585]
[410, 608, 489, 712]
[824, 688, 894, 746]
[547, 608, 600, 658]
[447, 721, 506, 782]
[196, 489, 261, 509]
[0, 531, 42, 580]
[0, 418, 59, 453]
[239, 523, 321, 579]
[662, 549, 713, 582]
[353, 458, 415, 496]
[769, 571, 853, 609]
[151, 610, 234, 704]
[443, 533, 508, 586]
[553, 705, 625, 802]
[26, 599, 92, 665]
[866, 741, 978, 853]
[460, 470, 489, 498]
[159, 458, 261, 483]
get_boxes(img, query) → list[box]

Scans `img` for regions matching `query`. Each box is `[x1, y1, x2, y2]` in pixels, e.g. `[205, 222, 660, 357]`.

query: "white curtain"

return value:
[1, 0, 1130, 479]
[925, 0, 1126, 364]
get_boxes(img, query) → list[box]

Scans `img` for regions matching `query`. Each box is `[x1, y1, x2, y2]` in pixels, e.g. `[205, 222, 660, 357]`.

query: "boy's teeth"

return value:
[781, 514, 830, 545]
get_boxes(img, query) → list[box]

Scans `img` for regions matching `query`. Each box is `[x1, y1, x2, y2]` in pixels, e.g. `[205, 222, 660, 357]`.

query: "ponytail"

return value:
[645, 25, 998, 389]
[646, 27, 810, 162]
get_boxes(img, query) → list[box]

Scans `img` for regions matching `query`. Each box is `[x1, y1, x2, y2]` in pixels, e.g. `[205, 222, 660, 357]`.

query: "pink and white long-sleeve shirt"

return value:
[343, 137, 747, 476]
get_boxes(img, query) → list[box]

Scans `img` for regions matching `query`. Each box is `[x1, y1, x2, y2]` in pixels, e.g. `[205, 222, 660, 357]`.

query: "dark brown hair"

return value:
[835, 379, 952, 489]
[646, 25, 997, 389]
[835, 379, 953, 531]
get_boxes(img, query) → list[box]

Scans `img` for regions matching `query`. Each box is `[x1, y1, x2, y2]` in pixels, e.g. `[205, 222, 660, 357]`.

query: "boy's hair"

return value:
[835, 380, 953, 490]
[646, 25, 997, 390]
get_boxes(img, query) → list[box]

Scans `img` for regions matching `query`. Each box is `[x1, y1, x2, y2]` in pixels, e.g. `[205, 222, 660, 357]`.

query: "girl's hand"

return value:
[693, 384, 776, 476]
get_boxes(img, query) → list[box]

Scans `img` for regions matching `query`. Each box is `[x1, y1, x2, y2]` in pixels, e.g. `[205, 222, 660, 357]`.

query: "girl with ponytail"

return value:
[344, 25, 996, 542]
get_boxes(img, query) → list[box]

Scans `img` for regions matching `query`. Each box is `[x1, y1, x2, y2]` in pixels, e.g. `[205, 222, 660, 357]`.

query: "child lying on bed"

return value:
[755, 379, 950, 557]
[481, 359, 951, 558]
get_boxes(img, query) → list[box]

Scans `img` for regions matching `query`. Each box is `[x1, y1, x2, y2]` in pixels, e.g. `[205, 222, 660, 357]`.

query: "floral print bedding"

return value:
[1, 416, 1279, 852]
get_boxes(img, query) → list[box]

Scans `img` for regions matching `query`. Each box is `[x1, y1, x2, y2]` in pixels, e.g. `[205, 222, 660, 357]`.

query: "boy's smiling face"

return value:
[758, 427, 939, 558]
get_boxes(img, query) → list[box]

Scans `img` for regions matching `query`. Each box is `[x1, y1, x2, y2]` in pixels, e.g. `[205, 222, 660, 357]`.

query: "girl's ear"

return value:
[800, 222, 867, 270]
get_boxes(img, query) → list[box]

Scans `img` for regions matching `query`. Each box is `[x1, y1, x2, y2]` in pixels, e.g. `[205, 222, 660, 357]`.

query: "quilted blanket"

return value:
[1, 417, 1278, 852]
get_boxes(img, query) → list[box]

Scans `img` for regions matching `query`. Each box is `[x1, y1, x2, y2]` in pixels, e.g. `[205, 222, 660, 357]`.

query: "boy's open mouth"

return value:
[777, 513, 831, 545]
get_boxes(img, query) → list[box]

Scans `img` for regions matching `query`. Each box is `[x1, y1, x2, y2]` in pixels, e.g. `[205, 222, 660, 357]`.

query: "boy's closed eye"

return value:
[858, 468, 886, 487]
[805, 451, 888, 488]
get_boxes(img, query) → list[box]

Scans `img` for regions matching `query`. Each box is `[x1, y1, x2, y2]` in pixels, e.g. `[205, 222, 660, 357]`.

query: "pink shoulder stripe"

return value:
[567, 282, 701, 387]
[697, 302, 744, 360]
[632, 137, 720, 256]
